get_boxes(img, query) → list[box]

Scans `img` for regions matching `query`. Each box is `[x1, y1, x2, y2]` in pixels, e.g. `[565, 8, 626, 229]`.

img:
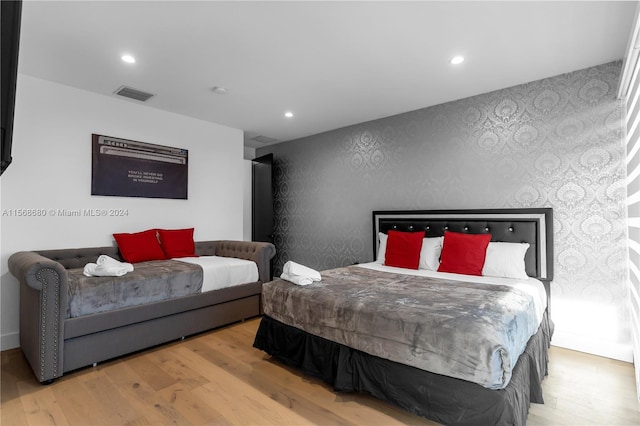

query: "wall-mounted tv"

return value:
[1, 0, 22, 176]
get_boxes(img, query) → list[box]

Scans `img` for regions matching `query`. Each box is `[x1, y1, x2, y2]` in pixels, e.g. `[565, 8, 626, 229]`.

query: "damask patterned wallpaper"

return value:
[257, 61, 628, 348]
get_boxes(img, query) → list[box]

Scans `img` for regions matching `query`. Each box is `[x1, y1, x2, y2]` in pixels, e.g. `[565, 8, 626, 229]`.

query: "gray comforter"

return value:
[67, 260, 203, 318]
[262, 265, 540, 389]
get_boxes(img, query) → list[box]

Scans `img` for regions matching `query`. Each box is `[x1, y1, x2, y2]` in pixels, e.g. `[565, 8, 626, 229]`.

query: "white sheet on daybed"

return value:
[175, 256, 259, 293]
[356, 262, 547, 324]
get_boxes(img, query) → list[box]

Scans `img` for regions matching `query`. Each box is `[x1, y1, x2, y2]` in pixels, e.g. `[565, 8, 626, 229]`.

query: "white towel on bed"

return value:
[280, 272, 313, 286]
[280, 261, 321, 286]
[83, 256, 134, 277]
[97, 254, 133, 270]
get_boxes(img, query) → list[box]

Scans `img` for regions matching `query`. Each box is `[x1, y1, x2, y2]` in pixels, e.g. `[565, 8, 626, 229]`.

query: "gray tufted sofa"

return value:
[8, 240, 275, 383]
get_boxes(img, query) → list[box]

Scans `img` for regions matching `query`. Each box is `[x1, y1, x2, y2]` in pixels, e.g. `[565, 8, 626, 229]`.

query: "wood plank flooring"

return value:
[2, 317, 638, 425]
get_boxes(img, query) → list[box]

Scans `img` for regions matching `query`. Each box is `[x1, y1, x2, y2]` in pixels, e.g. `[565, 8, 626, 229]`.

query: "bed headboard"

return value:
[372, 208, 554, 284]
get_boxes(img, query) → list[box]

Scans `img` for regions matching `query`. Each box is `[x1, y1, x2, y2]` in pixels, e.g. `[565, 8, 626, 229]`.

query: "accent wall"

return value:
[257, 61, 630, 360]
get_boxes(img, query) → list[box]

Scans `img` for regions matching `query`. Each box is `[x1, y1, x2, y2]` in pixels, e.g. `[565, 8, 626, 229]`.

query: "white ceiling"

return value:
[17, 1, 636, 149]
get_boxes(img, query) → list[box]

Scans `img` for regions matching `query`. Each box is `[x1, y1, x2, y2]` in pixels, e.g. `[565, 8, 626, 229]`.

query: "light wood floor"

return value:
[1, 317, 638, 425]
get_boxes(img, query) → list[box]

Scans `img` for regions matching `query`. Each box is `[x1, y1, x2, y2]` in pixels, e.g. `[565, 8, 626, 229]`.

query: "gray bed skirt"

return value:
[253, 311, 554, 426]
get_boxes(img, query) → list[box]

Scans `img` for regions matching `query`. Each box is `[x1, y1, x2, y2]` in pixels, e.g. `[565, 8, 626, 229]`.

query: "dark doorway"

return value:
[252, 154, 274, 243]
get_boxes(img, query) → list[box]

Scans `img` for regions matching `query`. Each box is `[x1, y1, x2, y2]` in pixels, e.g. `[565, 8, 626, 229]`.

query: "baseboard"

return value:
[551, 330, 634, 362]
[1, 332, 19, 351]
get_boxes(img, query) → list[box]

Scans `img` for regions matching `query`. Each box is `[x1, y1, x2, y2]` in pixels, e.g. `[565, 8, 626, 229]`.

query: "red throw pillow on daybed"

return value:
[438, 231, 492, 276]
[113, 229, 166, 263]
[158, 227, 197, 258]
[384, 230, 425, 269]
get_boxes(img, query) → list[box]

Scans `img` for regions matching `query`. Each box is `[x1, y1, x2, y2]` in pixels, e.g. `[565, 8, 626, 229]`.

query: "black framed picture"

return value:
[91, 134, 188, 199]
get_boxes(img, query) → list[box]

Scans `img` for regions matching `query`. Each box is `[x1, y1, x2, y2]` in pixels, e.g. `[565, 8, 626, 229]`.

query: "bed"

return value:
[9, 240, 275, 383]
[253, 208, 554, 425]
[66, 255, 259, 318]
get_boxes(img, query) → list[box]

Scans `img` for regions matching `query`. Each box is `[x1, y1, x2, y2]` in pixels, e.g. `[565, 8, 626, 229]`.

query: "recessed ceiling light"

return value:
[450, 56, 464, 65]
[211, 86, 227, 95]
[121, 54, 136, 64]
[284, 111, 293, 118]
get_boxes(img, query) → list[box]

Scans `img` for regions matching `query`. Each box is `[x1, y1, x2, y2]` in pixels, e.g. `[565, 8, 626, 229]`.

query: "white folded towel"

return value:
[280, 272, 313, 286]
[280, 261, 321, 286]
[97, 255, 134, 272]
[83, 255, 134, 277]
[283, 261, 322, 281]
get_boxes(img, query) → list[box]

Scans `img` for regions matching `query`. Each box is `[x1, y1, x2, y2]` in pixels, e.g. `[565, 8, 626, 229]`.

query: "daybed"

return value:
[9, 239, 275, 383]
[254, 208, 553, 426]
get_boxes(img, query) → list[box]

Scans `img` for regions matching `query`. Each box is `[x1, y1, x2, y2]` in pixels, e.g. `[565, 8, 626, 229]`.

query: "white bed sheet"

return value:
[174, 256, 258, 292]
[356, 262, 547, 324]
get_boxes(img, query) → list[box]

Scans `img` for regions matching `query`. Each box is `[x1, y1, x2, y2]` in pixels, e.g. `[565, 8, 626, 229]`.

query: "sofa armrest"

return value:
[214, 241, 276, 283]
[8, 252, 68, 383]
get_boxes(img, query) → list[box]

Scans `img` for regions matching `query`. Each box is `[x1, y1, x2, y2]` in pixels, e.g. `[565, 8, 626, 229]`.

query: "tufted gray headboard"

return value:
[373, 208, 554, 310]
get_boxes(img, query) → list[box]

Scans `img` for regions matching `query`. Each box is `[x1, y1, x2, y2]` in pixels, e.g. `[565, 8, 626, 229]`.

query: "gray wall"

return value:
[257, 61, 629, 352]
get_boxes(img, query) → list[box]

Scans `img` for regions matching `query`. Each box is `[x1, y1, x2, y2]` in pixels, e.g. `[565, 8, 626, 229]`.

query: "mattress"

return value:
[174, 255, 259, 292]
[66, 256, 258, 318]
[261, 262, 546, 389]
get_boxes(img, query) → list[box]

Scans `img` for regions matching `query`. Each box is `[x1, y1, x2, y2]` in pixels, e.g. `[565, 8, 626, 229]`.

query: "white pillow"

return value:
[419, 236, 444, 271]
[376, 233, 443, 270]
[375, 232, 388, 263]
[482, 242, 530, 279]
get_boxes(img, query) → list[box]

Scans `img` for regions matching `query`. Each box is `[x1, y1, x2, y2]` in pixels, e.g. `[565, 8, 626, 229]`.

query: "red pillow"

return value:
[113, 229, 166, 263]
[384, 230, 425, 269]
[438, 231, 492, 276]
[158, 228, 197, 258]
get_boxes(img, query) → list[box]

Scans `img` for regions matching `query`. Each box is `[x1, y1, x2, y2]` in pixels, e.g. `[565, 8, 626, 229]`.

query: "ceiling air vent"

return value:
[114, 85, 155, 102]
[251, 135, 279, 144]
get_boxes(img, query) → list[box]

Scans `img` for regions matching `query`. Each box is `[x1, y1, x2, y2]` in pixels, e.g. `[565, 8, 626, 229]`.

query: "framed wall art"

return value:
[91, 134, 188, 199]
